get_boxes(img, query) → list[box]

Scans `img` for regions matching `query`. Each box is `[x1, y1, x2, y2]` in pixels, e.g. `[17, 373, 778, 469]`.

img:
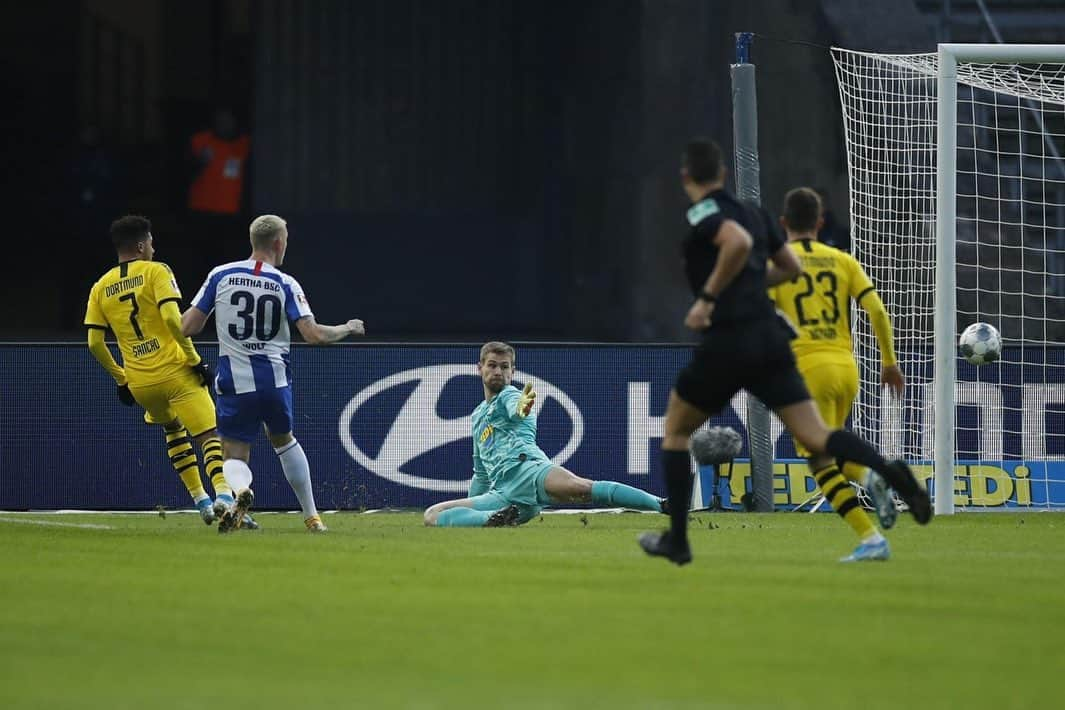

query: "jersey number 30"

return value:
[229, 290, 282, 341]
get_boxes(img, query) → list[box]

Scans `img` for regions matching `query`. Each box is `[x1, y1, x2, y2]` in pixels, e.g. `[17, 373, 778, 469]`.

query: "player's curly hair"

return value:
[110, 215, 152, 250]
[683, 138, 724, 184]
[783, 187, 822, 233]
[479, 341, 515, 364]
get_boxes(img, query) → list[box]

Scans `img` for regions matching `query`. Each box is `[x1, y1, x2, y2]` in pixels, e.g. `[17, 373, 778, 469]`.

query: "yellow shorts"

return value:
[794, 356, 859, 458]
[129, 370, 217, 436]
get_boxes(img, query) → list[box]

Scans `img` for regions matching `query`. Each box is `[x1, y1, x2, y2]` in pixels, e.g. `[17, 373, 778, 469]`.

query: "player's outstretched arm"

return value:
[515, 382, 536, 418]
[295, 316, 365, 345]
[858, 289, 904, 396]
[181, 306, 209, 337]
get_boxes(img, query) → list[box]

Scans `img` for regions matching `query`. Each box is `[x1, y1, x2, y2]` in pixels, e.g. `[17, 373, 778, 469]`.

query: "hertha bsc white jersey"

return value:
[192, 259, 313, 395]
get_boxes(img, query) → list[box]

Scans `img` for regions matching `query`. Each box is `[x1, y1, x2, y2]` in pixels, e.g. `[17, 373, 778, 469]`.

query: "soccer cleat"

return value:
[884, 460, 932, 525]
[216, 507, 238, 534]
[483, 504, 520, 527]
[659, 498, 670, 515]
[217, 489, 255, 534]
[865, 471, 898, 530]
[240, 514, 260, 531]
[638, 530, 692, 566]
[840, 538, 891, 562]
[233, 489, 255, 528]
[305, 515, 328, 533]
[196, 498, 216, 525]
[212, 494, 235, 521]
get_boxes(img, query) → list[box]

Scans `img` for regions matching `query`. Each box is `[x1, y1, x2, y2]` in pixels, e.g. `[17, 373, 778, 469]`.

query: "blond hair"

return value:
[249, 214, 287, 249]
[479, 341, 515, 364]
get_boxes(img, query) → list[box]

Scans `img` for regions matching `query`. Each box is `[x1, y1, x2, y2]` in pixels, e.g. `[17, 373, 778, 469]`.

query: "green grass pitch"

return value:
[1, 511, 1062, 709]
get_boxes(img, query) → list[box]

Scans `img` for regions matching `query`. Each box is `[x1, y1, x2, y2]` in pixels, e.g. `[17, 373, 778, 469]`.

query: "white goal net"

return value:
[832, 46, 1065, 510]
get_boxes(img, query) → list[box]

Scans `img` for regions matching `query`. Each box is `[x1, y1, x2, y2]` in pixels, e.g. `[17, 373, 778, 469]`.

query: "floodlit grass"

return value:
[1, 511, 1062, 709]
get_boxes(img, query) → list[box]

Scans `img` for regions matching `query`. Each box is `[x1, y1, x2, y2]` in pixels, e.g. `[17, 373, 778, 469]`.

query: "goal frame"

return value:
[934, 43, 1065, 515]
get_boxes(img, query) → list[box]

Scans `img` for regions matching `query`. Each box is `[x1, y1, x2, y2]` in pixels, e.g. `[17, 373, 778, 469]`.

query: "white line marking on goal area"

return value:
[0, 518, 114, 530]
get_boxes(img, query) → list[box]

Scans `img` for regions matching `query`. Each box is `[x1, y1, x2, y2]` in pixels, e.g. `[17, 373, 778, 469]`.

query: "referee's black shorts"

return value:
[674, 315, 810, 415]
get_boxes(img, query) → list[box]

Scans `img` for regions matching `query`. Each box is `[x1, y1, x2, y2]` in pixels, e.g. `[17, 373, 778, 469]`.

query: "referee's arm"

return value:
[701, 220, 754, 298]
[766, 243, 802, 286]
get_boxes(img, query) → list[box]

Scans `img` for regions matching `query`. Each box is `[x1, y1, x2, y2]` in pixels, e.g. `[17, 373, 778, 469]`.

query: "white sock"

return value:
[275, 439, 318, 519]
[863, 530, 886, 544]
[223, 459, 254, 493]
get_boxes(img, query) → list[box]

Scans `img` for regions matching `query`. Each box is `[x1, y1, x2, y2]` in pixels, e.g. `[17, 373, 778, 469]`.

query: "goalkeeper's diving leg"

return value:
[543, 467, 666, 512]
[424, 492, 525, 527]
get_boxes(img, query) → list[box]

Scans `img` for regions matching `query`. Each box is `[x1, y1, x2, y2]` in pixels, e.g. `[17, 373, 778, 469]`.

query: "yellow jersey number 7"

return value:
[118, 292, 145, 340]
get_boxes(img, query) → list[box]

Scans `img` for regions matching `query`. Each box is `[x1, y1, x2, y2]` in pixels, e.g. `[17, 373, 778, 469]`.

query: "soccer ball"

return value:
[959, 322, 1001, 365]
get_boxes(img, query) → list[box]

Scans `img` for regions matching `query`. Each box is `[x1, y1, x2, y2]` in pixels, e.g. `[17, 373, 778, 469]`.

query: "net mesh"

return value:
[832, 47, 1065, 509]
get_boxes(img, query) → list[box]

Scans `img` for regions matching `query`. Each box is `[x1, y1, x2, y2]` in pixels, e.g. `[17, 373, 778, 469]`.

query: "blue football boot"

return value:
[196, 498, 216, 525]
[865, 470, 898, 530]
[840, 538, 891, 562]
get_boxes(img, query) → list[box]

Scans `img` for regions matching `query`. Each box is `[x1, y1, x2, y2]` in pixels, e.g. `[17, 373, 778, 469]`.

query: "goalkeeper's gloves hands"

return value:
[191, 361, 215, 390]
[116, 384, 135, 406]
[516, 382, 536, 418]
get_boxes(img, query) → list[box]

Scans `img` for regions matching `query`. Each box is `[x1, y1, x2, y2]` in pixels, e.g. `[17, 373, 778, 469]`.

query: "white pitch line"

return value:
[0, 518, 114, 530]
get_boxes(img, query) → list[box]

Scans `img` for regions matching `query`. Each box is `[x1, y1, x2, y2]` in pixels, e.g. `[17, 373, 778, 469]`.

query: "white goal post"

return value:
[833, 43, 1065, 514]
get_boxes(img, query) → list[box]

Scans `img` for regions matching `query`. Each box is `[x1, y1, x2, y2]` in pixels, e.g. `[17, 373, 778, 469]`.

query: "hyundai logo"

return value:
[338, 365, 584, 492]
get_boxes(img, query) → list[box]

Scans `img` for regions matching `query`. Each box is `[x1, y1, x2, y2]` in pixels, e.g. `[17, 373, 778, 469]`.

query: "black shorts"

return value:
[674, 315, 810, 415]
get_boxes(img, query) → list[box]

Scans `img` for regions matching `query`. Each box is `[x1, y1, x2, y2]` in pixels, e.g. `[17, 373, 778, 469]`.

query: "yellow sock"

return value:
[201, 435, 231, 497]
[840, 462, 868, 485]
[814, 464, 876, 540]
[165, 425, 206, 501]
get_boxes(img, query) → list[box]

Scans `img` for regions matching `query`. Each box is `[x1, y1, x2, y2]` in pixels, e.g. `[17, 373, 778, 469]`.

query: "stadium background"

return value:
[13, 0, 1063, 342]
[2, 0, 1063, 510]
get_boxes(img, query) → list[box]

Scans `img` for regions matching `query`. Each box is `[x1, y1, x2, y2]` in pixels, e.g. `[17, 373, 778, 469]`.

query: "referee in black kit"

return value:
[639, 139, 931, 566]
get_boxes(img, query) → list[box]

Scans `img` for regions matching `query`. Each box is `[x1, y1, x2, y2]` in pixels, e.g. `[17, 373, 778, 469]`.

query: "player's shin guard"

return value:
[223, 459, 254, 493]
[435, 508, 494, 527]
[201, 436, 231, 498]
[165, 424, 206, 501]
[825, 430, 891, 480]
[662, 449, 693, 547]
[813, 463, 877, 541]
[591, 481, 662, 511]
[275, 439, 318, 519]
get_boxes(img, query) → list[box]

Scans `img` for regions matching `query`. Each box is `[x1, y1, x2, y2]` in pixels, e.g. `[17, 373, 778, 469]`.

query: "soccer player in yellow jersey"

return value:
[769, 188, 904, 560]
[84, 215, 235, 524]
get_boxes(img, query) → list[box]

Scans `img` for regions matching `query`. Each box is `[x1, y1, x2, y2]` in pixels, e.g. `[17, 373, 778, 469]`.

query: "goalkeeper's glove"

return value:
[516, 382, 536, 418]
[116, 384, 135, 406]
[191, 361, 215, 390]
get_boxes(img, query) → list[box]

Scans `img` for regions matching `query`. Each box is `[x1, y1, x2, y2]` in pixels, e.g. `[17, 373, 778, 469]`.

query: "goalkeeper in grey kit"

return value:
[424, 341, 667, 527]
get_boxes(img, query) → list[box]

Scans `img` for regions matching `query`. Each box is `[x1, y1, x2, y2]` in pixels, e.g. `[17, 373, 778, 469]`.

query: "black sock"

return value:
[662, 449, 692, 547]
[825, 430, 891, 478]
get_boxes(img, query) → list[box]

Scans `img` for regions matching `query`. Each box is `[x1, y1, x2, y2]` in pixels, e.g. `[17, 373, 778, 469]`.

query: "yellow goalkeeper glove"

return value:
[516, 381, 536, 418]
